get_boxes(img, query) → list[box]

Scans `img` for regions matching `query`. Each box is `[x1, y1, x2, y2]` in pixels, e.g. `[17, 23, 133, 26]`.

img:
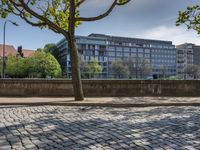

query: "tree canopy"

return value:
[0, 0, 131, 34]
[6, 55, 28, 78]
[0, 0, 131, 101]
[176, 5, 200, 34]
[6, 51, 62, 78]
[184, 64, 200, 79]
[110, 59, 129, 78]
[37, 43, 61, 66]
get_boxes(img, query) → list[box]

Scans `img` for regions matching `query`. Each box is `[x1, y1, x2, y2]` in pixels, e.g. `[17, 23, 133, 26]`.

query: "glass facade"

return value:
[56, 34, 177, 78]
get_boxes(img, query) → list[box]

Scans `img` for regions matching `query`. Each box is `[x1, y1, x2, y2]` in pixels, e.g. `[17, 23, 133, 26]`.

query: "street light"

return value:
[2, 20, 19, 78]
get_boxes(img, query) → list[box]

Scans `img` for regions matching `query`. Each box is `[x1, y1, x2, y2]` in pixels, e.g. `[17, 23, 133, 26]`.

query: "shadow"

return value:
[0, 106, 200, 149]
[113, 97, 200, 104]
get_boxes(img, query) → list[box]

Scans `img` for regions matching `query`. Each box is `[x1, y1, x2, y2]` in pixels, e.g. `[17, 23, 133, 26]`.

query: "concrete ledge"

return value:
[1, 102, 200, 107]
[0, 97, 200, 107]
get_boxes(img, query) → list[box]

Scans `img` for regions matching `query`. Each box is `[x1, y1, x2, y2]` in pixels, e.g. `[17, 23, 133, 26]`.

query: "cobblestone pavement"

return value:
[0, 106, 200, 150]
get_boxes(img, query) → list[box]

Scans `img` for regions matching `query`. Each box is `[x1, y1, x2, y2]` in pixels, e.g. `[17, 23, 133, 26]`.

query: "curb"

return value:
[0, 102, 200, 107]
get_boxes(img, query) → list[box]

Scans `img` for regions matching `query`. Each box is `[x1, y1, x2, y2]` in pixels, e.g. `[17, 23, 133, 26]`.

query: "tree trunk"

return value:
[68, 0, 84, 101]
[67, 35, 84, 101]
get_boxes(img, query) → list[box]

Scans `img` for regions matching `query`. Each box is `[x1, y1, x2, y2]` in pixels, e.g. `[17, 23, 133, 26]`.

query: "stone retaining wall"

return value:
[0, 79, 199, 97]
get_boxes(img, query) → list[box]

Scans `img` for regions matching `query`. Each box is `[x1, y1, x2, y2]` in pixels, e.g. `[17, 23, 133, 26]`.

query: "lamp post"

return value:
[2, 20, 19, 78]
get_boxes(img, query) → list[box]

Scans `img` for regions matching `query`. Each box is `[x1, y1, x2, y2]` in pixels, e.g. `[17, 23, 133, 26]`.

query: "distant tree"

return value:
[126, 57, 137, 78]
[79, 57, 89, 78]
[110, 59, 129, 78]
[39, 43, 61, 65]
[43, 43, 57, 53]
[160, 65, 167, 79]
[126, 57, 151, 79]
[27, 51, 62, 78]
[6, 55, 28, 78]
[36, 48, 43, 52]
[6, 52, 61, 78]
[184, 64, 200, 79]
[176, 5, 200, 34]
[167, 75, 182, 80]
[79, 58, 102, 79]
[87, 59, 102, 78]
[0, 58, 3, 77]
[0, 0, 131, 101]
[137, 58, 151, 79]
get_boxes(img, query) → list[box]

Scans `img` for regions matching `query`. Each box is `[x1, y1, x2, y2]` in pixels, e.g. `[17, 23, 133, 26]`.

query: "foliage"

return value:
[137, 58, 151, 78]
[5, 55, 28, 78]
[0, 0, 131, 100]
[110, 59, 129, 78]
[80, 58, 102, 78]
[160, 65, 167, 79]
[0, 0, 81, 30]
[5, 52, 61, 78]
[0, 0, 130, 32]
[43, 43, 57, 53]
[176, 5, 200, 34]
[79, 56, 87, 78]
[167, 75, 183, 80]
[27, 51, 62, 78]
[86, 59, 102, 78]
[126, 57, 151, 79]
[0, 58, 3, 77]
[38, 43, 61, 65]
[184, 64, 200, 79]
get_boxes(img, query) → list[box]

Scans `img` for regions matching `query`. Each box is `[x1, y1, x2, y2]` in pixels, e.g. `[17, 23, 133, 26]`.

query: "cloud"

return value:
[135, 26, 200, 45]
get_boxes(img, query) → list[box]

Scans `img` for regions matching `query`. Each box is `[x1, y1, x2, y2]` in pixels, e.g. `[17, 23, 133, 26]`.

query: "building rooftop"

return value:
[57, 33, 174, 45]
[22, 49, 35, 57]
[0, 44, 17, 57]
[89, 33, 173, 45]
[0, 44, 35, 57]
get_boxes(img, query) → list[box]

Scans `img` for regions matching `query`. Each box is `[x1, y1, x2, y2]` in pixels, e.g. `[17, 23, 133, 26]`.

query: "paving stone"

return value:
[0, 106, 199, 149]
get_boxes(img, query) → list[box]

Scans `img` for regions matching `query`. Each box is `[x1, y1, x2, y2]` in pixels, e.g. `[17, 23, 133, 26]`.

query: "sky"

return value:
[0, 0, 199, 50]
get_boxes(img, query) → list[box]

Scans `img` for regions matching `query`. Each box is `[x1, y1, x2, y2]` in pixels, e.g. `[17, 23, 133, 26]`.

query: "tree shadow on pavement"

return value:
[0, 106, 200, 149]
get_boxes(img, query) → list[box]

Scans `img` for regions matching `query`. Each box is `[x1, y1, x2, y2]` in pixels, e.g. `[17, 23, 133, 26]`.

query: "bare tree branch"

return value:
[76, 0, 86, 7]
[76, 0, 131, 22]
[14, 0, 68, 35]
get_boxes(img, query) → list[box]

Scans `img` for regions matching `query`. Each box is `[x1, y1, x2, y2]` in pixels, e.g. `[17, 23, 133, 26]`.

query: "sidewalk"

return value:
[0, 97, 200, 107]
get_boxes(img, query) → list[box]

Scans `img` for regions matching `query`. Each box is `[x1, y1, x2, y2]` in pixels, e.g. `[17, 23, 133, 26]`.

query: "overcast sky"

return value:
[0, 0, 199, 50]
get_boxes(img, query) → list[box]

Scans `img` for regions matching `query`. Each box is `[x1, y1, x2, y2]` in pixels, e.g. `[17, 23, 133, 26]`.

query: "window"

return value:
[90, 56, 94, 60]
[99, 56, 103, 62]
[85, 50, 91, 55]
[138, 48, 143, 53]
[86, 56, 90, 61]
[99, 45, 106, 51]
[108, 51, 115, 57]
[116, 47, 123, 51]
[131, 48, 137, 52]
[145, 49, 150, 53]
[138, 53, 143, 58]
[99, 51, 106, 56]
[145, 54, 150, 58]
[124, 52, 130, 57]
[130, 53, 137, 57]
[109, 57, 115, 62]
[116, 52, 122, 57]
[109, 46, 115, 51]
[163, 45, 168, 49]
[124, 47, 130, 52]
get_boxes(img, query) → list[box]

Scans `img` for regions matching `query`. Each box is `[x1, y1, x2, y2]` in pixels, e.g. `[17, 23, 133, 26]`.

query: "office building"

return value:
[56, 34, 177, 78]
